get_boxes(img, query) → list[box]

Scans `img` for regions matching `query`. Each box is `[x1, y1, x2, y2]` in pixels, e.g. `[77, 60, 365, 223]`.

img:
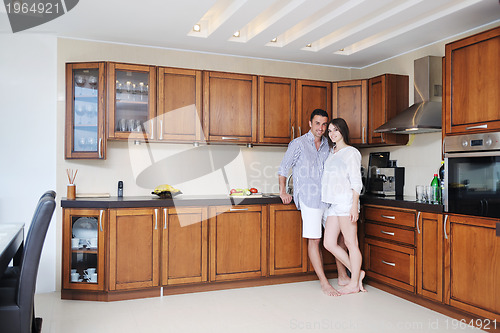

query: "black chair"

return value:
[1, 191, 56, 282]
[0, 192, 56, 333]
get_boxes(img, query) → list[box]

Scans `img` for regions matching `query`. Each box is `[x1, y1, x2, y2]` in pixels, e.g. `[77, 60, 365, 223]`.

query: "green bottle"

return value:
[431, 174, 441, 204]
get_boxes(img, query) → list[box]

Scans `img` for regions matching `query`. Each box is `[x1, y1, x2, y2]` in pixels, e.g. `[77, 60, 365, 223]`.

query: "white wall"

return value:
[0, 34, 57, 293]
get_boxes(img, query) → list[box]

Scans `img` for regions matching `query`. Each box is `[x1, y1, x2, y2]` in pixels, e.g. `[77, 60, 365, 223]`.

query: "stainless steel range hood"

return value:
[375, 56, 442, 134]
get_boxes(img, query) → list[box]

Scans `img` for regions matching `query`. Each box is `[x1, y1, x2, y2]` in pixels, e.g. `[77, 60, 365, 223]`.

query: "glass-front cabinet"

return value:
[62, 208, 106, 291]
[107, 63, 156, 140]
[65, 62, 106, 159]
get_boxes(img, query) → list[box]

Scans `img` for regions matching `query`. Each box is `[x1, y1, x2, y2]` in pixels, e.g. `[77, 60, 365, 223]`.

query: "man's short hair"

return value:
[310, 109, 329, 121]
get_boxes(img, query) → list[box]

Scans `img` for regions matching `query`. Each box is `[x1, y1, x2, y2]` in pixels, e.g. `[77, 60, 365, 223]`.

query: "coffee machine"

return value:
[367, 152, 405, 197]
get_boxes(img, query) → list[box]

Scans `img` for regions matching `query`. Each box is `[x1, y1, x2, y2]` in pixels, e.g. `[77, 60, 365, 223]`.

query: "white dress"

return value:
[321, 146, 363, 207]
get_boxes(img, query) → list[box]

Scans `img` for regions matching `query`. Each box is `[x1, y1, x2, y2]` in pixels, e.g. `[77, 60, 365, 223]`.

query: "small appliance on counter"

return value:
[367, 152, 405, 197]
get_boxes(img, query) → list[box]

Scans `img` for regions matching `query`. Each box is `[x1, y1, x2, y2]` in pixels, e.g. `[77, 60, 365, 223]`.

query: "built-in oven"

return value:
[444, 132, 500, 218]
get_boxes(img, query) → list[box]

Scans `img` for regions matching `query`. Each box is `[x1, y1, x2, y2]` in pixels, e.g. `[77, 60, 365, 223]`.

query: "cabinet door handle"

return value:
[382, 260, 396, 267]
[154, 209, 158, 230]
[416, 211, 421, 234]
[381, 230, 395, 236]
[99, 210, 104, 232]
[444, 215, 449, 240]
[98, 138, 103, 159]
[362, 127, 366, 143]
[465, 124, 487, 130]
[298, 126, 301, 137]
[221, 137, 238, 140]
[381, 215, 395, 220]
[150, 120, 154, 140]
[230, 208, 248, 211]
[291, 126, 295, 139]
[163, 208, 167, 229]
[159, 120, 163, 140]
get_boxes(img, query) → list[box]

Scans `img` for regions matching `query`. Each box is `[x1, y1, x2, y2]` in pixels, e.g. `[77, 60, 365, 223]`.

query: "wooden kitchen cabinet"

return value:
[444, 214, 500, 321]
[161, 207, 208, 285]
[258, 76, 296, 144]
[209, 205, 267, 281]
[108, 208, 160, 291]
[444, 26, 500, 135]
[368, 74, 409, 145]
[363, 205, 416, 292]
[416, 212, 444, 302]
[157, 67, 203, 142]
[107, 62, 156, 140]
[332, 80, 368, 145]
[62, 208, 106, 291]
[296, 79, 332, 139]
[203, 71, 258, 143]
[65, 62, 106, 159]
[269, 204, 307, 275]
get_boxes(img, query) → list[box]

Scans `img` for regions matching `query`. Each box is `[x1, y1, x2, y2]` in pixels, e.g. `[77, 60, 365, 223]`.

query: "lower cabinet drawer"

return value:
[364, 222, 415, 246]
[364, 238, 415, 292]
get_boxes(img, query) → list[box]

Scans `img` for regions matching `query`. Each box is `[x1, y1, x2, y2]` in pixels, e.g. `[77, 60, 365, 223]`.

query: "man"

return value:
[278, 109, 348, 296]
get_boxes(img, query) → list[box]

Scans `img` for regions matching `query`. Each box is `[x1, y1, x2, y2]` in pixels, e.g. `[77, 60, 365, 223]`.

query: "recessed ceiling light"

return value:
[270, 37, 277, 43]
[233, 31, 240, 37]
[306, 43, 312, 47]
[193, 24, 201, 32]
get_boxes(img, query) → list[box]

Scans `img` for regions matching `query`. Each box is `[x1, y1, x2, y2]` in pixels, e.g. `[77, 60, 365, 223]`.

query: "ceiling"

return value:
[1, 0, 499, 68]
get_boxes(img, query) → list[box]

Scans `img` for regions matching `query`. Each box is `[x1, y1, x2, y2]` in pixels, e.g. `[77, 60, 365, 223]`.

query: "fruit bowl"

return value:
[152, 190, 182, 199]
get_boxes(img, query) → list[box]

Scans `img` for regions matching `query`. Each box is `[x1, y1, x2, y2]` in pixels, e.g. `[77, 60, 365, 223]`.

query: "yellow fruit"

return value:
[154, 184, 180, 193]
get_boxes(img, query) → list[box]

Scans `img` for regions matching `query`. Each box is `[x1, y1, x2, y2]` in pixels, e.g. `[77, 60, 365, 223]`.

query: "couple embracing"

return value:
[278, 109, 366, 296]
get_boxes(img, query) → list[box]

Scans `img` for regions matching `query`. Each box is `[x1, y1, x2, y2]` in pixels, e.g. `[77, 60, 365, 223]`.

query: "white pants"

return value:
[299, 200, 324, 239]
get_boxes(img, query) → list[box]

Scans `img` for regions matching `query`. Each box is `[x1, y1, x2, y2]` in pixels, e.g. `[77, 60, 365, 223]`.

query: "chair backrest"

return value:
[16, 194, 56, 309]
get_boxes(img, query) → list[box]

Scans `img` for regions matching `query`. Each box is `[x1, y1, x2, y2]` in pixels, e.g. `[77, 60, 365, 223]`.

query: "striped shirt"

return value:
[278, 131, 330, 210]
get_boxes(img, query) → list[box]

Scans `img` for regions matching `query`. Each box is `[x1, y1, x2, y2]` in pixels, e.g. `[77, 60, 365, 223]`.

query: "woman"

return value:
[321, 118, 366, 294]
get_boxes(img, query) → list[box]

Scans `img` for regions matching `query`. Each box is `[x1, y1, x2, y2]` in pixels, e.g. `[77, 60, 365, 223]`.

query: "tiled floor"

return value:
[35, 279, 480, 332]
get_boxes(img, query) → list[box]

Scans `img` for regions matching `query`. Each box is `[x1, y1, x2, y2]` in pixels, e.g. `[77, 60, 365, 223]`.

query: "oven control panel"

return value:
[444, 132, 500, 153]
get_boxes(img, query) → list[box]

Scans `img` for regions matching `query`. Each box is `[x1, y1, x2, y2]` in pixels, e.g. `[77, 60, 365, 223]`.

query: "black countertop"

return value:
[61, 194, 284, 208]
[360, 194, 443, 213]
[61, 193, 443, 213]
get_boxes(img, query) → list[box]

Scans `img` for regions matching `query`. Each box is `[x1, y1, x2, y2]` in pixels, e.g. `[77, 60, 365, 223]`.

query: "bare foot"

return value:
[339, 283, 360, 295]
[321, 282, 340, 296]
[359, 270, 367, 292]
[337, 276, 350, 287]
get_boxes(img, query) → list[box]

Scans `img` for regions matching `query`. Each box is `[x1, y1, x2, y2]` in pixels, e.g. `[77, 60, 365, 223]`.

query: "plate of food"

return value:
[152, 184, 182, 199]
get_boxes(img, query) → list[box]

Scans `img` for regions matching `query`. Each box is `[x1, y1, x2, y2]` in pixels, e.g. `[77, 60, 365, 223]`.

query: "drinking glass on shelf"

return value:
[118, 119, 127, 132]
[75, 104, 85, 124]
[135, 119, 142, 132]
[75, 75, 86, 95]
[128, 119, 135, 132]
[125, 81, 132, 100]
[85, 104, 95, 124]
[88, 76, 98, 95]
[138, 82, 145, 101]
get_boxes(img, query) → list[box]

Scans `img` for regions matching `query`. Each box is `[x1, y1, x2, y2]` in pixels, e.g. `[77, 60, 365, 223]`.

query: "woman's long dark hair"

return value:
[326, 118, 350, 149]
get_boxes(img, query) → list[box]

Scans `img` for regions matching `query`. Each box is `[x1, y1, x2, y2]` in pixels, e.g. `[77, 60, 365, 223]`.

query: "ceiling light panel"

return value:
[313, 0, 422, 52]
[277, 0, 366, 49]
[335, 0, 485, 55]
[188, 0, 247, 38]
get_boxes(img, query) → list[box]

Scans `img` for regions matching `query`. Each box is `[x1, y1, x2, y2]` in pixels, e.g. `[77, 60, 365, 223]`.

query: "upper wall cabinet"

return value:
[157, 67, 203, 142]
[296, 80, 332, 138]
[107, 63, 156, 141]
[258, 76, 296, 144]
[65, 62, 106, 159]
[332, 80, 367, 145]
[444, 26, 500, 135]
[203, 72, 258, 143]
[368, 74, 409, 146]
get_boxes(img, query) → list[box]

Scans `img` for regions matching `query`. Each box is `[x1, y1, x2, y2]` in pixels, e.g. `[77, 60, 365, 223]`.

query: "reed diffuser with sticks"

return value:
[66, 169, 78, 200]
